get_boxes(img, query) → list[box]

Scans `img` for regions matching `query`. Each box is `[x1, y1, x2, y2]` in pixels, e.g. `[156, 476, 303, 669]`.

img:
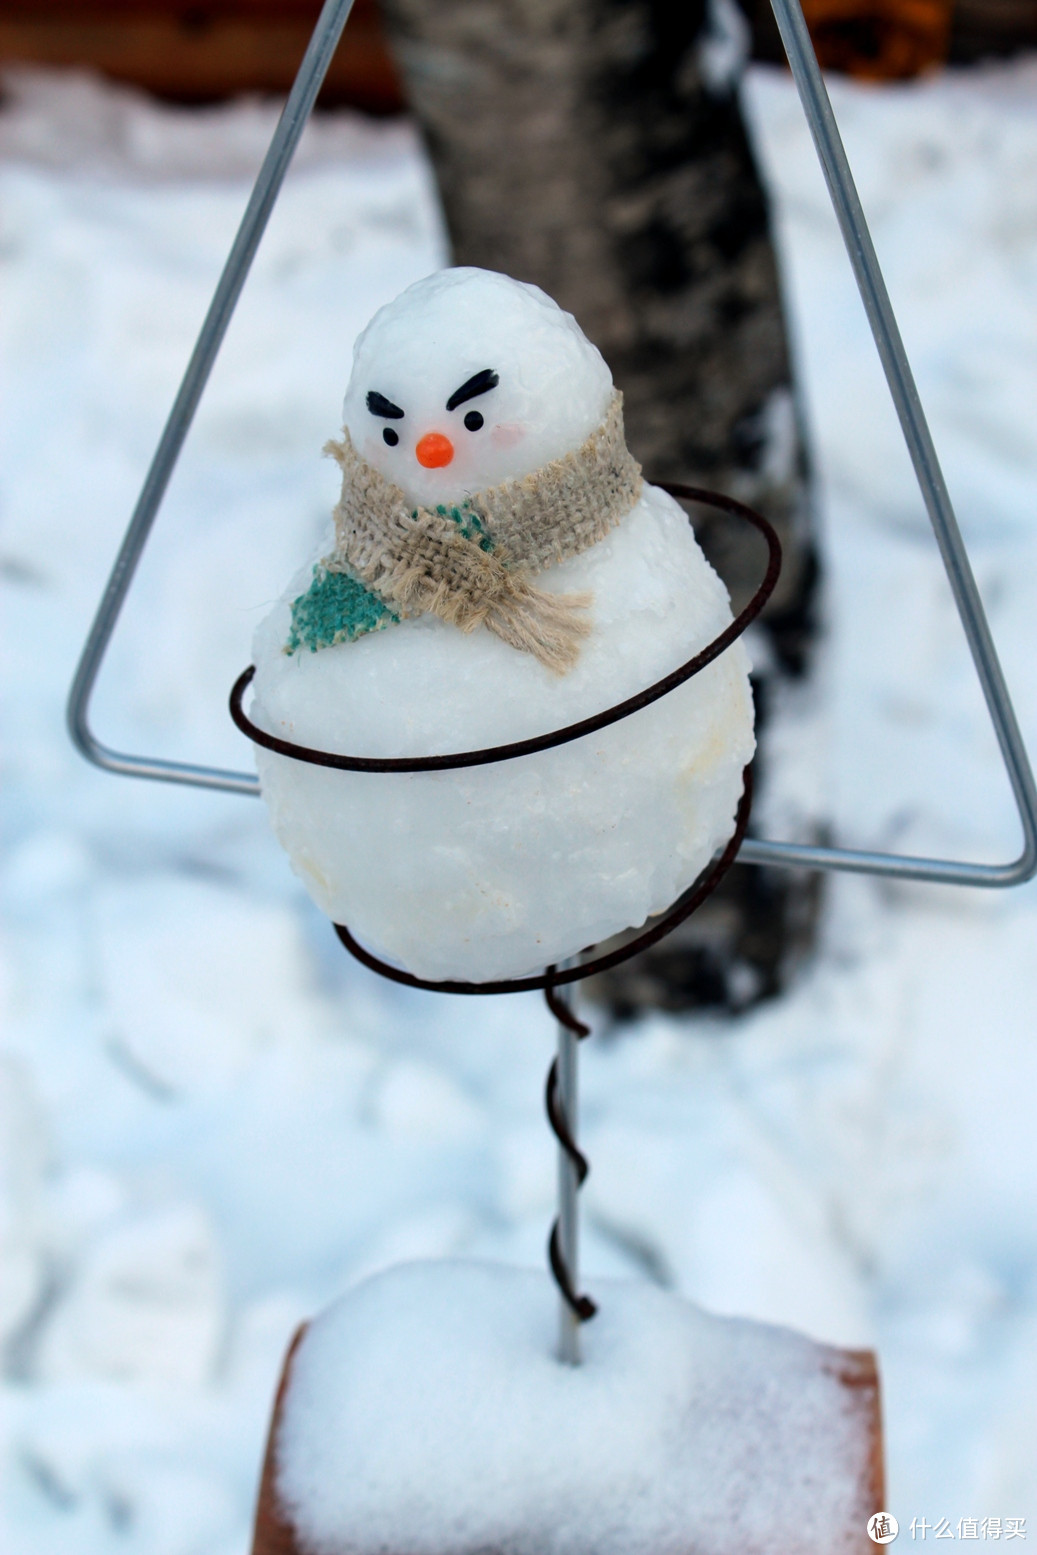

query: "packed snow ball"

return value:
[342, 266, 615, 501]
[250, 268, 755, 982]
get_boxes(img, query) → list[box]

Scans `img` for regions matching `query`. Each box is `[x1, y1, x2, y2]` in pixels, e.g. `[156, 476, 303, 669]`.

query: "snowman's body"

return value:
[251, 269, 754, 983]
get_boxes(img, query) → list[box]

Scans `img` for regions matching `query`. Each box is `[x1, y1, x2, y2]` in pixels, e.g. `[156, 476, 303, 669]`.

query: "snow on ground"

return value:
[1, 58, 1036, 1552]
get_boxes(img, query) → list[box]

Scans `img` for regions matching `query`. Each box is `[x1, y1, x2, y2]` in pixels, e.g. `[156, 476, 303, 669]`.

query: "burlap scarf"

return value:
[288, 390, 642, 675]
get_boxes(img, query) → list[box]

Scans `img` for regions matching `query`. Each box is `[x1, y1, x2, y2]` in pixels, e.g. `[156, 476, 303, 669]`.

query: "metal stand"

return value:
[556, 1005, 582, 1366]
[64, 0, 1037, 886]
[545, 977, 595, 1364]
[63, 0, 1037, 1362]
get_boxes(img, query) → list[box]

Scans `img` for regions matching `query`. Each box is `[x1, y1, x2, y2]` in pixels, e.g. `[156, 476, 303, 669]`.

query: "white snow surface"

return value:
[3, 58, 1037, 1555]
[276, 1262, 873, 1555]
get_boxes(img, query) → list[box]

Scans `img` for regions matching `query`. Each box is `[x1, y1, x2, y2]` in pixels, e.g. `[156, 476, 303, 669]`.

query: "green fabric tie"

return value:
[287, 565, 398, 654]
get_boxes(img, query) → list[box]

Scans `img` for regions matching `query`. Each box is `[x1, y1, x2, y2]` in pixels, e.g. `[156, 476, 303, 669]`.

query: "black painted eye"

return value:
[383, 427, 399, 447]
[464, 410, 484, 432]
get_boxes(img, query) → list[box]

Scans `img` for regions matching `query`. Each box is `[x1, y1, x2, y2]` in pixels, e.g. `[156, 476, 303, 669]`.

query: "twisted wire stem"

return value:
[544, 979, 597, 1348]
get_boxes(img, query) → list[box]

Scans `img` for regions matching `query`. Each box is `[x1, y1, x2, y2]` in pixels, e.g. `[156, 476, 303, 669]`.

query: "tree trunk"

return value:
[378, 0, 823, 1013]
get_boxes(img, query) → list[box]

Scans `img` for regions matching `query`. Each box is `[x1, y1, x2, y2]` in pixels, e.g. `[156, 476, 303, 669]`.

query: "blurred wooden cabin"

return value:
[750, 0, 1037, 74]
[0, 0, 406, 112]
[1, 0, 1036, 114]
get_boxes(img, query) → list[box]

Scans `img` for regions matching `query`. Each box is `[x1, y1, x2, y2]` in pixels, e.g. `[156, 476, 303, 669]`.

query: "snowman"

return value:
[250, 268, 755, 982]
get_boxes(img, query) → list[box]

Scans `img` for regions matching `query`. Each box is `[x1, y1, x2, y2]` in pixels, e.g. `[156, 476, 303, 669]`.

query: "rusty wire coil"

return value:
[230, 483, 780, 1324]
[229, 484, 780, 778]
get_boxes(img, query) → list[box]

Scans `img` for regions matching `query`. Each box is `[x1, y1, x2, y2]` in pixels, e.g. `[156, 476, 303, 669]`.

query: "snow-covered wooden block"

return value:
[250, 1263, 884, 1555]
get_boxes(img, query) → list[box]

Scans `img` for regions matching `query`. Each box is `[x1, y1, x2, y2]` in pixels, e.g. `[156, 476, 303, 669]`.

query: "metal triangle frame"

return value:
[66, 0, 1037, 890]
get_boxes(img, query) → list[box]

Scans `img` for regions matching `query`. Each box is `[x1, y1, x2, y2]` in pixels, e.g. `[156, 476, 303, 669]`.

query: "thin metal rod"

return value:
[65, 0, 356, 796]
[544, 977, 597, 1352]
[550, 976, 584, 1368]
[554, 979, 583, 1365]
[737, 834, 1028, 886]
[763, 0, 1037, 888]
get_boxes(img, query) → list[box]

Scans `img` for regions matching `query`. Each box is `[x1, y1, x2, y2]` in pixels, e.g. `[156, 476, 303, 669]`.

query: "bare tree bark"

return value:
[378, 0, 822, 1011]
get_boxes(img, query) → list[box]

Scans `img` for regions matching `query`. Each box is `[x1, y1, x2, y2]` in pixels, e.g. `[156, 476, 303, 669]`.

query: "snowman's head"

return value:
[341, 269, 614, 508]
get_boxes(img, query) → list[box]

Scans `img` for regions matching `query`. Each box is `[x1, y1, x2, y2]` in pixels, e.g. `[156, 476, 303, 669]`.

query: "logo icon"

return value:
[867, 1512, 899, 1544]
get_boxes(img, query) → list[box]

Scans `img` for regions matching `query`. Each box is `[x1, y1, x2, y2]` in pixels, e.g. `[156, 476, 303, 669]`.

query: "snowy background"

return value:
[2, 56, 1036, 1552]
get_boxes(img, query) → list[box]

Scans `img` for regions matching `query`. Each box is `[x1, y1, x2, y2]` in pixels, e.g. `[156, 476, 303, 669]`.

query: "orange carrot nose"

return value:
[415, 432, 454, 468]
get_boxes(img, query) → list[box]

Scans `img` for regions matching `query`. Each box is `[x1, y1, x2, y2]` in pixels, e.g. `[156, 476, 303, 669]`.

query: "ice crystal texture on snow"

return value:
[251, 269, 754, 981]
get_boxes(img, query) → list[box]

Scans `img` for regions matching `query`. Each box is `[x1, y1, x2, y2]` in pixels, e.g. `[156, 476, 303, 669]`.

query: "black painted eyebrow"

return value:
[446, 369, 499, 413]
[366, 390, 405, 419]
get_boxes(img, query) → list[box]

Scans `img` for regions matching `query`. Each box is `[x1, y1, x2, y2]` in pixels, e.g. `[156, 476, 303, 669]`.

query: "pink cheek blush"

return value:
[490, 423, 525, 450]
